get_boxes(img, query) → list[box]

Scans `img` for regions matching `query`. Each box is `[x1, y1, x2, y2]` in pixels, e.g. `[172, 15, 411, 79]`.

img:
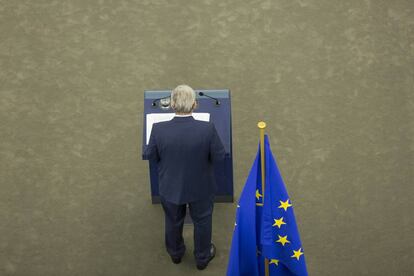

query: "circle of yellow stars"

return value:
[275, 199, 305, 261]
[237, 195, 305, 263]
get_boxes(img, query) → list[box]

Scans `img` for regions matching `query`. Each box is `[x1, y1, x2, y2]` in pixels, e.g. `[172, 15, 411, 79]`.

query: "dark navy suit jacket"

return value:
[144, 116, 226, 204]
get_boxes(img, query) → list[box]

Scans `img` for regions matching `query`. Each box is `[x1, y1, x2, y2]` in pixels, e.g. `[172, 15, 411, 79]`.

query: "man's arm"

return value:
[143, 124, 160, 161]
[209, 123, 226, 163]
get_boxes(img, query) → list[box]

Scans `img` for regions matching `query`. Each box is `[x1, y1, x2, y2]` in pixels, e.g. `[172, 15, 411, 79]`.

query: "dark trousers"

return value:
[160, 196, 214, 265]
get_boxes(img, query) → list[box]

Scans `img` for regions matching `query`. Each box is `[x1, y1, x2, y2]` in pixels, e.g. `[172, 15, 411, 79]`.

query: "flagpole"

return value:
[258, 121, 266, 198]
[257, 121, 269, 276]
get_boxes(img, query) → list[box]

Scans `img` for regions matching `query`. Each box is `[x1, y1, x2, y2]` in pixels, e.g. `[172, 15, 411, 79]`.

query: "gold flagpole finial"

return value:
[257, 121, 266, 129]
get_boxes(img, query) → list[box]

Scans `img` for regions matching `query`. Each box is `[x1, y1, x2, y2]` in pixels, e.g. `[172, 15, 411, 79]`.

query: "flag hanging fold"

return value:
[227, 135, 308, 276]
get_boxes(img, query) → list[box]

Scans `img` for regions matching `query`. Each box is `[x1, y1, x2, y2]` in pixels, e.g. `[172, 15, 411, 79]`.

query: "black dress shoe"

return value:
[171, 256, 182, 264]
[196, 243, 216, 270]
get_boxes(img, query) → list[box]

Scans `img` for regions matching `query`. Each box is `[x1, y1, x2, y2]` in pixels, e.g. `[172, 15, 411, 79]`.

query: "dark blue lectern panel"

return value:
[142, 90, 233, 204]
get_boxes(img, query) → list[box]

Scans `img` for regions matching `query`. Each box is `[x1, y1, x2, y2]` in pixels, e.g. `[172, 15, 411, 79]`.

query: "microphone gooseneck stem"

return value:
[198, 92, 220, 105]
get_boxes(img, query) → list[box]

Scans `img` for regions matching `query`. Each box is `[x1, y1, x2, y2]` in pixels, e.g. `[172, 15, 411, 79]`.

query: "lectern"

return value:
[142, 89, 234, 204]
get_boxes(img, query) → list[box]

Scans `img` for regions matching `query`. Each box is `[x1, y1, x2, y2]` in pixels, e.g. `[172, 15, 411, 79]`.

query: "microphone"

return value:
[152, 96, 171, 107]
[198, 92, 220, 105]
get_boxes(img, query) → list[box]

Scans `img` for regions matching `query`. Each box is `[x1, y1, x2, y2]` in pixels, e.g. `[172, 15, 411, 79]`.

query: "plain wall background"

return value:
[1, 0, 413, 275]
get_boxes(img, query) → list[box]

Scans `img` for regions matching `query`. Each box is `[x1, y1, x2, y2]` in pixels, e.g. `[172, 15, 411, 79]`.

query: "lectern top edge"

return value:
[144, 89, 231, 99]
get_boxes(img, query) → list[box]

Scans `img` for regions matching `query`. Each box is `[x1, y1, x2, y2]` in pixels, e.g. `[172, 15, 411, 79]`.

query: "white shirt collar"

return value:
[174, 114, 193, 117]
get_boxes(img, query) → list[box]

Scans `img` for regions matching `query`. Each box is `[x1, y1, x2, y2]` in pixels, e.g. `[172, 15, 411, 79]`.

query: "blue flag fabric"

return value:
[227, 135, 308, 276]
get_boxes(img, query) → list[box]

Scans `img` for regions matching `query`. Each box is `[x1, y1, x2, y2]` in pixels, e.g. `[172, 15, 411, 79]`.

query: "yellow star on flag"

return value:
[256, 189, 263, 200]
[278, 199, 292, 211]
[276, 235, 290, 246]
[269, 259, 279, 266]
[272, 217, 286, 228]
[291, 248, 304, 260]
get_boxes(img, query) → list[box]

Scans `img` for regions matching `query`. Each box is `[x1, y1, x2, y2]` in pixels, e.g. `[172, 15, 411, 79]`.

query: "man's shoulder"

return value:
[194, 119, 213, 126]
[192, 120, 215, 131]
[153, 121, 170, 127]
[151, 121, 170, 135]
[153, 119, 179, 129]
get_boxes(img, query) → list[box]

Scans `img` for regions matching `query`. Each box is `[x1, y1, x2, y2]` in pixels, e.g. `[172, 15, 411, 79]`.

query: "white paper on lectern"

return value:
[146, 113, 210, 144]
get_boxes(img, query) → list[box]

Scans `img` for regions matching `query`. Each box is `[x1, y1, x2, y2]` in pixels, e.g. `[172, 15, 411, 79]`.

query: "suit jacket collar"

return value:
[172, 116, 195, 122]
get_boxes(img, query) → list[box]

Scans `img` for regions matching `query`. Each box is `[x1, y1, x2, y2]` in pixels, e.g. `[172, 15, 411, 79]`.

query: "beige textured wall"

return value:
[1, 0, 413, 275]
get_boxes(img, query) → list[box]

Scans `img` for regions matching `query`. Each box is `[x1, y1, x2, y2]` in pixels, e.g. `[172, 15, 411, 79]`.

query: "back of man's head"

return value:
[171, 84, 196, 114]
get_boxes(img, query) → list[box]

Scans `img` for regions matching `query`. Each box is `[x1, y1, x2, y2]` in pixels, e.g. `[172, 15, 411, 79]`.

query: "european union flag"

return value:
[227, 135, 308, 276]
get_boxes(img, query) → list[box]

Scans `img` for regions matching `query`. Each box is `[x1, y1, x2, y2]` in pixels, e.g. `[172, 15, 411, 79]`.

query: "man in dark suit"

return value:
[144, 84, 226, 270]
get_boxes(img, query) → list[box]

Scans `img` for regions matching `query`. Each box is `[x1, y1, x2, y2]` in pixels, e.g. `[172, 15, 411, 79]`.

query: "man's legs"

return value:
[188, 197, 214, 266]
[160, 197, 186, 260]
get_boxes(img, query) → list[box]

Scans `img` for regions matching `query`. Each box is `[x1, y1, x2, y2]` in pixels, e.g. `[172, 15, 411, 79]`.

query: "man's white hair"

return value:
[171, 84, 196, 114]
